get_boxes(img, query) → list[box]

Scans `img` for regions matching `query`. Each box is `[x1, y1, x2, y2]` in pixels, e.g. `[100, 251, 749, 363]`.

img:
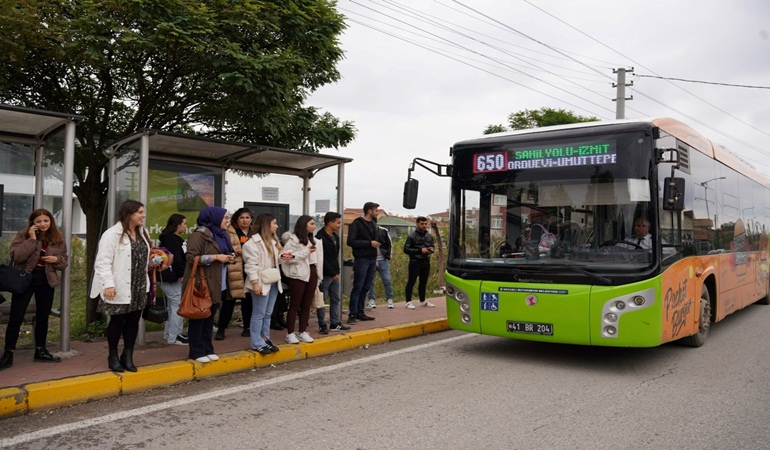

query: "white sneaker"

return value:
[298, 331, 315, 343]
[406, 302, 415, 309]
[285, 332, 300, 344]
[207, 354, 220, 361]
[368, 299, 377, 309]
[387, 299, 394, 309]
[420, 301, 435, 308]
[195, 356, 211, 363]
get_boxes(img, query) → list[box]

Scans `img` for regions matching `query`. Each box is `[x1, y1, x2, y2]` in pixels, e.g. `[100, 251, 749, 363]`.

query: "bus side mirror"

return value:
[663, 177, 685, 211]
[403, 178, 419, 209]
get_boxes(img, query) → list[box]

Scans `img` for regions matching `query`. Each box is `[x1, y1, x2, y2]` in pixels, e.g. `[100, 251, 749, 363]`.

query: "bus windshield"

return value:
[449, 129, 660, 280]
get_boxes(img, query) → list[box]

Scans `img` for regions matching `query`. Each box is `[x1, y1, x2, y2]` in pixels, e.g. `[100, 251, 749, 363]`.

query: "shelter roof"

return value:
[0, 104, 84, 144]
[107, 129, 352, 178]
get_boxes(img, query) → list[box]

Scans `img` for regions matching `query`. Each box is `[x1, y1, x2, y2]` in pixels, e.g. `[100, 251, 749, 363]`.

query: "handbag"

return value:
[143, 268, 169, 324]
[260, 267, 281, 284]
[178, 256, 213, 320]
[0, 262, 33, 295]
[312, 286, 325, 309]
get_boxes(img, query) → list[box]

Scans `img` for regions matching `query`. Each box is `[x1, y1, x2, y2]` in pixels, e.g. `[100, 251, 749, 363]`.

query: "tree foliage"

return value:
[0, 0, 355, 324]
[484, 107, 598, 133]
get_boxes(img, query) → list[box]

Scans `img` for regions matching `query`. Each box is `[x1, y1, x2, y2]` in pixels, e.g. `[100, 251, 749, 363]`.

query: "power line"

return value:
[520, 0, 770, 142]
[636, 75, 770, 89]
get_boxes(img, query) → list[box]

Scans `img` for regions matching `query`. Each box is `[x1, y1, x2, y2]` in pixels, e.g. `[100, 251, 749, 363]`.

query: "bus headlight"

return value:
[615, 301, 626, 310]
[605, 313, 618, 322]
[462, 314, 471, 324]
[460, 302, 470, 312]
[604, 326, 617, 336]
[456, 291, 466, 301]
[633, 296, 646, 306]
[446, 286, 455, 296]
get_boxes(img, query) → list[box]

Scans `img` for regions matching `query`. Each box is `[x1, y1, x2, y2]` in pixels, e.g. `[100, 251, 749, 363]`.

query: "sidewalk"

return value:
[0, 298, 447, 419]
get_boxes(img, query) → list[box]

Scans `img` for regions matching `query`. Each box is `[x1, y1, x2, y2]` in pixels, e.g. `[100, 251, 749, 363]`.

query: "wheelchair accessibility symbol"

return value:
[481, 292, 499, 311]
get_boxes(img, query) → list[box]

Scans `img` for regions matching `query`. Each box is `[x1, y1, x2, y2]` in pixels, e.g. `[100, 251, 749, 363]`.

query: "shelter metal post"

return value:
[137, 134, 150, 345]
[336, 162, 345, 303]
[34, 144, 44, 209]
[59, 121, 76, 351]
[302, 175, 310, 215]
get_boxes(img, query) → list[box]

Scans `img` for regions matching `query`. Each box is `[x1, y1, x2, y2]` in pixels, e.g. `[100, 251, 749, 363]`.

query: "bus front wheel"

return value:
[680, 285, 711, 347]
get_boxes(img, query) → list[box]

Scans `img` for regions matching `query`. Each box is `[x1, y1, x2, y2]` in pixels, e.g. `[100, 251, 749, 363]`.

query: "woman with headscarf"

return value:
[183, 206, 235, 363]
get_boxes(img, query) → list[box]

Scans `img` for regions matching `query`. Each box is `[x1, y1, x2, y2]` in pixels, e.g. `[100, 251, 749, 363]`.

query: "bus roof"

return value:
[455, 117, 770, 189]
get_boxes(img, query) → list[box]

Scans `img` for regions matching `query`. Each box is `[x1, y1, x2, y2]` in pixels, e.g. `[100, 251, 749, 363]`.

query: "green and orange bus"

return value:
[404, 118, 769, 347]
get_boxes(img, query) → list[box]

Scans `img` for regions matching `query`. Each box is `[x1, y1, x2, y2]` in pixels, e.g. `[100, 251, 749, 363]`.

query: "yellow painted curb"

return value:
[421, 318, 450, 334]
[193, 351, 256, 379]
[122, 361, 195, 394]
[348, 328, 390, 348]
[0, 387, 27, 418]
[387, 322, 427, 341]
[26, 372, 121, 412]
[305, 335, 353, 358]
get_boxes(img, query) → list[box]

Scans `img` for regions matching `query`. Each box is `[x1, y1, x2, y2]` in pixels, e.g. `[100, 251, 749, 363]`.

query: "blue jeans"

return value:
[368, 259, 394, 301]
[250, 286, 278, 349]
[162, 281, 184, 343]
[349, 258, 376, 317]
[317, 275, 341, 326]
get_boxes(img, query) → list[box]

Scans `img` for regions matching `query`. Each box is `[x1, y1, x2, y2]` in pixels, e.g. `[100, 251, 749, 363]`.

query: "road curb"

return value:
[0, 317, 449, 419]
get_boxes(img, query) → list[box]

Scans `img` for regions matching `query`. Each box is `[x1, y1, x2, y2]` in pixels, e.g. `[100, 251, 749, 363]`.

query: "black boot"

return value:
[0, 350, 13, 371]
[241, 328, 251, 337]
[215, 328, 225, 341]
[108, 349, 125, 372]
[34, 347, 61, 363]
[270, 318, 284, 330]
[120, 348, 137, 372]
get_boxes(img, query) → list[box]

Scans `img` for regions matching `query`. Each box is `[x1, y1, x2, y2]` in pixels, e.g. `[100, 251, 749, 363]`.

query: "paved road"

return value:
[2, 304, 769, 449]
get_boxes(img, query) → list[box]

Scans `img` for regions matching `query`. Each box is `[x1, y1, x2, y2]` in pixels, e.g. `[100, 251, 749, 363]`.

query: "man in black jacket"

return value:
[346, 202, 380, 324]
[315, 212, 350, 333]
[367, 225, 394, 309]
[403, 216, 436, 309]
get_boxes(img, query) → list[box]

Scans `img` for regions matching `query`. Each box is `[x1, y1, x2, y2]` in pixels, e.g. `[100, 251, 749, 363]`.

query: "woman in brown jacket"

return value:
[183, 207, 235, 363]
[0, 209, 69, 371]
[215, 208, 252, 340]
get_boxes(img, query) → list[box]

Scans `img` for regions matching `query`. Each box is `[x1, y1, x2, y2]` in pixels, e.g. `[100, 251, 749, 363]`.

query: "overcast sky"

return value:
[232, 0, 770, 218]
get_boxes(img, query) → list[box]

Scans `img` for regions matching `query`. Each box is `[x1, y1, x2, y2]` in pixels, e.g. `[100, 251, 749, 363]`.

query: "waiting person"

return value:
[315, 212, 350, 333]
[403, 216, 436, 309]
[215, 208, 251, 340]
[242, 213, 285, 354]
[183, 206, 235, 363]
[0, 209, 69, 371]
[281, 215, 323, 344]
[346, 202, 380, 323]
[367, 225, 394, 309]
[91, 200, 158, 372]
[159, 214, 188, 346]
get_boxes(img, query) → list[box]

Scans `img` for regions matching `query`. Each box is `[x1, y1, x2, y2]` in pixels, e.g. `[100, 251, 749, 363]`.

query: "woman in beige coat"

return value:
[215, 208, 251, 340]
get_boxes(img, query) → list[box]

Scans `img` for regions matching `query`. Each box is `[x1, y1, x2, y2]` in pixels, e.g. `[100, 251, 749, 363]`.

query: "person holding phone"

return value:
[280, 215, 323, 344]
[0, 209, 69, 371]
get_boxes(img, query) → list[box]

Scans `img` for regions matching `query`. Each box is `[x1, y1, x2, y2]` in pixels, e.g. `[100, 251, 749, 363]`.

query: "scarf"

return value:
[197, 207, 234, 254]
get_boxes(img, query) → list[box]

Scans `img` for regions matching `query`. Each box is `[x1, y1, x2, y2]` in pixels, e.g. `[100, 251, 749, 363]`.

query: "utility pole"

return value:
[612, 67, 634, 119]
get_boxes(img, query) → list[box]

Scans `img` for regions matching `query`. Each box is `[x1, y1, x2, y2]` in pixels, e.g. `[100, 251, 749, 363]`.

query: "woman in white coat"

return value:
[281, 215, 323, 344]
[90, 200, 158, 372]
[242, 213, 287, 355]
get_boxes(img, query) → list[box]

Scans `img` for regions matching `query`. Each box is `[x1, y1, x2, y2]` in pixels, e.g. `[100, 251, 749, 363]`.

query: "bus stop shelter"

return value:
[0, 104, 84, 351]
[105, 130, 353, 343]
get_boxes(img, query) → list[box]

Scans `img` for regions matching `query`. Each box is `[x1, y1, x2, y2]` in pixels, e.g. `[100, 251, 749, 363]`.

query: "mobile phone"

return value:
[35, 229, 40, 236]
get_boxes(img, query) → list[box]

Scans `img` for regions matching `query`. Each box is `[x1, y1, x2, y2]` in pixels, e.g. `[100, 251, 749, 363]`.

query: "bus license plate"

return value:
[507, 321, 553, 335]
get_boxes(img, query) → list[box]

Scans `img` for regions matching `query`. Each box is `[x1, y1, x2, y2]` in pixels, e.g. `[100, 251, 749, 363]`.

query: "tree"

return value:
[484, 107, 598, 133]
[0, 0, 355, 325]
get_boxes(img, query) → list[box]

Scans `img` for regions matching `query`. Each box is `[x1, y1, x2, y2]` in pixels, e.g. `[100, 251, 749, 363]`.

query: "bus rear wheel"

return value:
[680, 285, 711, 347]
[757, 275, 770, 305]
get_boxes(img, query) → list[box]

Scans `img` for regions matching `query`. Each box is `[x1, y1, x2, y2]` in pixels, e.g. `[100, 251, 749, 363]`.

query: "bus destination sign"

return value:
[473, 140, 617, 173]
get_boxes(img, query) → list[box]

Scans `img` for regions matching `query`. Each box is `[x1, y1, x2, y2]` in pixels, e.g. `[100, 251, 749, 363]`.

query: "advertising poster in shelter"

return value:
[146, 161, 221, 243]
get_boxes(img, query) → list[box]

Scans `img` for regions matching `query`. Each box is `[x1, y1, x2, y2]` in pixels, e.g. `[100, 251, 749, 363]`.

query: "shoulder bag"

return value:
[178, 256, 213, 320]
[142, 267, 169, 324]
[0, 258, 33, 295]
